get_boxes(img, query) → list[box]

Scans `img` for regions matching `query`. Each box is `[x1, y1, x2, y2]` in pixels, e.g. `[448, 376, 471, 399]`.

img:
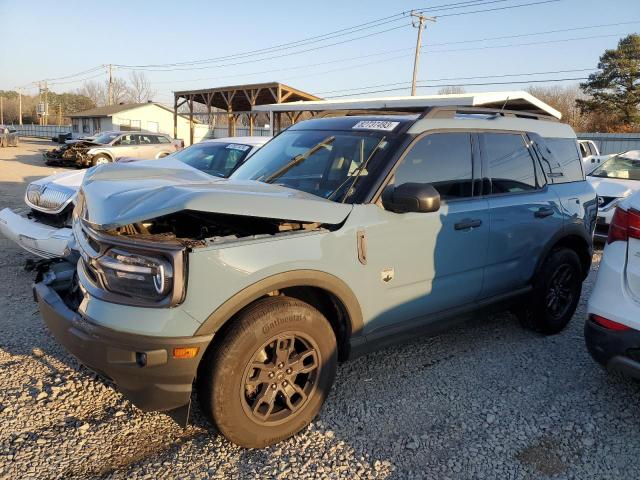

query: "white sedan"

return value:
[586, 191, 640, 379]
[587, 150, 640, 242]
[0, 136, 270, 259]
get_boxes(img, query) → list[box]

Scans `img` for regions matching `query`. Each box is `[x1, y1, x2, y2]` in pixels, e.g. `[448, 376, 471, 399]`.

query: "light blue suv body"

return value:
[35, 106, 597, 446]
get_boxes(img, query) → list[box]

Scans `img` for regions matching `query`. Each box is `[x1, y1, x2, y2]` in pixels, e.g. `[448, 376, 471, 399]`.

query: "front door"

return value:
[111, 134, 140, 159]
[360, 131, 490, 335]
[479, 132, 563, 298]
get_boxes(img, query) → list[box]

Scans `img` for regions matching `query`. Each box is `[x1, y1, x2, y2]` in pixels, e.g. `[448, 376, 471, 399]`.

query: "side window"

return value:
[588, 142, 598, 156]
[117, 134, 137, 145]
[579, 142, 589, 158]
[157, 135, 171, 144]
[137, 135, 154, 144]
[482, 133, 537, 194]
[392, 132, 474, 200]
[543, 137, 584, 183]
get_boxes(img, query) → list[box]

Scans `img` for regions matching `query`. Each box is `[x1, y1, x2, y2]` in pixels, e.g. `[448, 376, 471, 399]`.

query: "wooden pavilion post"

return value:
[173, 94, 178, 139]
[188, 95, 194, 146]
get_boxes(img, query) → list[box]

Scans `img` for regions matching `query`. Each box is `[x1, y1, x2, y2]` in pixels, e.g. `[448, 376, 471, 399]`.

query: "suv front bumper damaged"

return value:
[34, 275, 213, 422]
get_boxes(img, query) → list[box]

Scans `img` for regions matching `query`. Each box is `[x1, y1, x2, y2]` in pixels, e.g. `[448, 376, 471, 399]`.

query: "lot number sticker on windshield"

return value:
[225, 144, 251, 151]
[352, 120, 400, 131]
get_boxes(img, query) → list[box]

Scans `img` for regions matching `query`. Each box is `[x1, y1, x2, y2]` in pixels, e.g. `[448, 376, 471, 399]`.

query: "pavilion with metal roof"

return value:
[173, 82, 321, 143]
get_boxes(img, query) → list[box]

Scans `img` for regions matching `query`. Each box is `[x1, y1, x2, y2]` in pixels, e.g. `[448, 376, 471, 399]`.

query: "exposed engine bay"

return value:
[103, 210, 324, 248]
[43, 141, 97, 166]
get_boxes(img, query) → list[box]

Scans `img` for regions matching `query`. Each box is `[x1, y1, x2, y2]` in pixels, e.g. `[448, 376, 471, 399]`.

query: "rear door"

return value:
[480, 132, 563, 298]
[135, 134, 162, 158]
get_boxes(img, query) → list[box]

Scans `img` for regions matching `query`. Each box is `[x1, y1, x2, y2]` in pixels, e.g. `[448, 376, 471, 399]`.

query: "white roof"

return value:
[202, 136, 271, 146]
[253, 90, 562, 120]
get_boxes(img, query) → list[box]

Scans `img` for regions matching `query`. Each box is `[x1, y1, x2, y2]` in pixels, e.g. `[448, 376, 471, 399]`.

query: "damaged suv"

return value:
[35, 94, 597, 448]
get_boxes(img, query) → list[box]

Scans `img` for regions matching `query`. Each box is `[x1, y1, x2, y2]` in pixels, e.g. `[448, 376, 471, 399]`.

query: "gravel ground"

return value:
[1, 139, 639, 479]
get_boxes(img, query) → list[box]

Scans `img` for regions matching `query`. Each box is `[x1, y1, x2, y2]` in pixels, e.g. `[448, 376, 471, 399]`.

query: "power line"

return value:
[47, 71, 105, 86]
[427, 32, 626, 54]
[327, 76, 589, 98]
[115, 0, 510, 69]
[116, 22, 414, 72]
[436, 0, 561, 17]
[147, 20, 638, 89]
[116, 0, 562, 72]
[315, 68, 597, 95]
[13, 0, 564, 89]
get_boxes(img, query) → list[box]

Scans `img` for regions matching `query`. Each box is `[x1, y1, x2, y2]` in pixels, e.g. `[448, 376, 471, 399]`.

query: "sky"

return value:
[0, 0, 639, 104]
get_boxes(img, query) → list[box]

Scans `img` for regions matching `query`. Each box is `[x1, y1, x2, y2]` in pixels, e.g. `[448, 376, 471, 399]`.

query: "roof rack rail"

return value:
[311, 106, 557, 122]
[425, 106, 558, 122]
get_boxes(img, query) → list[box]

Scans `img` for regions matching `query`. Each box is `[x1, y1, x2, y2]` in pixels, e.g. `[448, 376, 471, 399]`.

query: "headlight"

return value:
[26, 183, 74, 213]
[97, 248, 174, 300]
[73, 192, 185, 307]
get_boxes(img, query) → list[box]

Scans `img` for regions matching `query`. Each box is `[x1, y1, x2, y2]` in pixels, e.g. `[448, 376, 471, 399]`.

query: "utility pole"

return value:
[18, 88, 22, 126]
[410, 11, 436, 96]
[0, 96, 3, 125]
[107, 64, 114, 106]
[43, 81, 48, 126]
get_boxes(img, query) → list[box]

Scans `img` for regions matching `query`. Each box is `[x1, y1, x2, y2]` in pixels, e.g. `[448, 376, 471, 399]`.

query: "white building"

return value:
[69, 102, 208, 145]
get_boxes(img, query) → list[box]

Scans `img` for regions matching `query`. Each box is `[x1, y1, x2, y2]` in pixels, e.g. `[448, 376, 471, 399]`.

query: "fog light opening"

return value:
[136, 352, 148, 367]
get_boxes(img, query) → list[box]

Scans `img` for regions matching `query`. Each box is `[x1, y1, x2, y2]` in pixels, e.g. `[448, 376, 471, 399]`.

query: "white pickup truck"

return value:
[579, 139, 610, 174]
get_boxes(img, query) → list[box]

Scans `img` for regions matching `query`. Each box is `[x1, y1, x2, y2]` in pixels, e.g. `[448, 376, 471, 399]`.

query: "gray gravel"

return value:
[1, 139, 640, 479]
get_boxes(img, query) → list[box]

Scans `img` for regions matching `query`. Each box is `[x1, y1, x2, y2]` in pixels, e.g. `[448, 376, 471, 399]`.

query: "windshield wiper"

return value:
[327, 136, 387, 203]
[263, 136, 335, 184]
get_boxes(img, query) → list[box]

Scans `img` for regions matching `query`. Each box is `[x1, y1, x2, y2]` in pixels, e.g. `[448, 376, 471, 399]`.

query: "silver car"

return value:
[0, 125, 19, 147]
[44, 131, 181, 167]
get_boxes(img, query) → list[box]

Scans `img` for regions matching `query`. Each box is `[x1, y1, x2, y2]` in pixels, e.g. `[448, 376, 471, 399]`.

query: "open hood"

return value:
[80, 159, 353, 229]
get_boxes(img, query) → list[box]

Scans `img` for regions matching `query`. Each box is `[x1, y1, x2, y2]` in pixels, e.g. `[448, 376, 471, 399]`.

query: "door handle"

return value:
[454, 218, 482, 230]
[534, 207, 554, 218]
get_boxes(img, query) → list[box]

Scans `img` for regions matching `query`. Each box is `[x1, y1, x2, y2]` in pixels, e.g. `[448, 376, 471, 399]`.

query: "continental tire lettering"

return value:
[262, 314, 305, 334]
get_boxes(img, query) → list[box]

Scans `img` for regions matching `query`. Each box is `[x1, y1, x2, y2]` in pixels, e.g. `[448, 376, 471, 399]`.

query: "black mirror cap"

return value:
[382, 182, 441, 213]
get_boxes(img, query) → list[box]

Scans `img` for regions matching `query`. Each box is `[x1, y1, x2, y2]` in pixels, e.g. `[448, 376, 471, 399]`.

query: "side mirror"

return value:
[381, 182, 441, 213]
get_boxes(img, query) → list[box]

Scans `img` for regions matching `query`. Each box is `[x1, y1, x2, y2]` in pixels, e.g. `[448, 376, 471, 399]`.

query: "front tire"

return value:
[517, 248, 583, 335]
[91, 154, 110, 166]
[198, 296, 337, 448]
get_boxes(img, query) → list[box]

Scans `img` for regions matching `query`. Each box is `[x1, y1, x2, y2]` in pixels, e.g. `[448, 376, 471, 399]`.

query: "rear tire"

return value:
[197, 296, 337, 448]
[517, 248, 582, 335]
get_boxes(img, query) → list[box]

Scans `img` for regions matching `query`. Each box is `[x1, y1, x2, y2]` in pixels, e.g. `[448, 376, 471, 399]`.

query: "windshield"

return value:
[231, 130, 393, 202]
[174, 142, 253, 178]
[589, 154, 640, 181]
[93, 132, 120, 144]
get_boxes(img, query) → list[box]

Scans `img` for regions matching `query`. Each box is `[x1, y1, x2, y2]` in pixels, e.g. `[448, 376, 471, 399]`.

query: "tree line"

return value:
[0, 72, 157, 125]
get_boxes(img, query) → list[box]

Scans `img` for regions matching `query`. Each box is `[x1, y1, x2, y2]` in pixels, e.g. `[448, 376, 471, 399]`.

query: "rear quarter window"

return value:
[542, 137, 584, 183]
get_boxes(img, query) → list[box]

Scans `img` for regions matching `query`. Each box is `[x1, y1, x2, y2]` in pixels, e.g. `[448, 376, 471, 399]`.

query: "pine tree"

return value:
[577, 34, 640, 126]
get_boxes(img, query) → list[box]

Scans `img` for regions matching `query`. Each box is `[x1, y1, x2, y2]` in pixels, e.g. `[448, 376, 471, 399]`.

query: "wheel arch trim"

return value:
[534, 225, 593, 280]
[194, 270, 364, 338]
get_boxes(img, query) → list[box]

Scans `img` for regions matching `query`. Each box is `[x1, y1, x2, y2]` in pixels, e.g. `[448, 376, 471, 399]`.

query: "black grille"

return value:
[29, 205, 73, 228]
